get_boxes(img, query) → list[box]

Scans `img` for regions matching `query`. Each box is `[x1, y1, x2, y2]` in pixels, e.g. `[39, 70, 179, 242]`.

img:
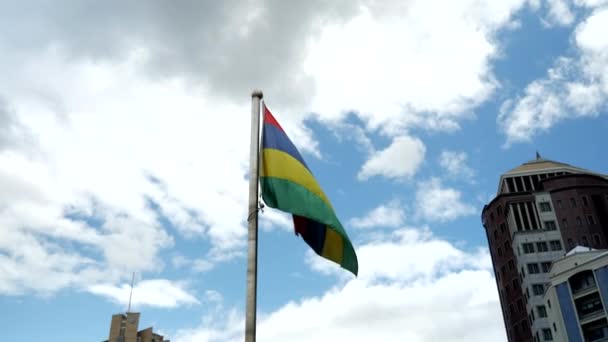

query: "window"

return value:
[537, 242, 549, 252]
[588, 215, 595, 225]
[521, 267, 526, 278]
[498, 205, 503, 216]
[550, 240, 562, 251]
[501, 265, 506, 278]
[583, 196, 589, 207]
[531, 308, 536, 320]
[517, 299, 524, 312]
[509, 259, 515, 270]
[500, 223, 506, 233]
[571, 198, 577, 208]
[557, 199, 562, 208]
[544, 221, 557, 230]
[543, 328, 553, 340]
[523, 243, 535, 254]
[494, 230, 498, 240]
[533, 284, 545, 295]
[513, 278, 519, 291]
[539, 201, 552, 212]
[504, 241, 510, 251]
[506, 284, 511, 295]
[526, 287, 530, 299]
[568, 238, 575, 249]
[562, 218, 568, 229]
[490, 213, 494, 222]
[498, 247, 502, 257]
[582, 236, 589, 246]
[553, 323, 556, 332]
[576, 216, 582, 226]
[541, 262, 552, 273]
[594, 235, 601, 246]
[547, 299, 551, 309]
[538, 305, 548, 317]
[528, 263, 540, 274]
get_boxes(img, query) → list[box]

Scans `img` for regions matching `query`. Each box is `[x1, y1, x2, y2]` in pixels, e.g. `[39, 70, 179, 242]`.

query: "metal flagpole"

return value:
[245, 89, 263, 342]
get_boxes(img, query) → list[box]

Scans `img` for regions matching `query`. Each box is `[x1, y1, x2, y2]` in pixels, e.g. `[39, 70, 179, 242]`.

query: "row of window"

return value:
[490, 192, 608, 226]
[561, 215, 596, 228]
[504, 172, 567, 194]
[566, 235, 602, 249]
[527, 262, 552, 275]
[556, 195, 595, 209]
[521, 240, 562, 255]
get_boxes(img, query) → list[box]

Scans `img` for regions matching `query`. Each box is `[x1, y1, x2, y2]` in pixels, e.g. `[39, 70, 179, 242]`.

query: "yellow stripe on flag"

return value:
[262, 148, 333, 209]
[322, 227, 344, 264]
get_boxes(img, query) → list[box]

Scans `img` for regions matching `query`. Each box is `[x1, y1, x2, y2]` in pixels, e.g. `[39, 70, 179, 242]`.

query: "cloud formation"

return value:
[88, 279, 199, 309]
[349, 199, 405, 229]
[358, 136, 426, 181]
[415, 178, 477, 222]
[174, 228, 503, 341]
[499, 4, 608, 144]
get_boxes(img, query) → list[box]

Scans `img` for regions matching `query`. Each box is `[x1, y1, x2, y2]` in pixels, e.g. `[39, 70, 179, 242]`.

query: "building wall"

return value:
[544, 253, 608, 341]
[484, 169, 608, 342]
[484, 195, 534, 342]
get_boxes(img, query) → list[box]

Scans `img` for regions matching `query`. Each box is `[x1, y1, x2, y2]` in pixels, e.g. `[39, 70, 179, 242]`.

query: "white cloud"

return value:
[438, 150, 475, 181]
[358, 136, 426, 181]
[307, 0, 528, 134]
[88, 279, 199, 309]
[171, 255, 215, 273]
[499, 7, 608, 144]
[174, 228, 504, 342]
[349, 199, 405, 229]
[0, 0, 545, 299]
[415, 178, 477, 222]
[544, 0, 575, 26]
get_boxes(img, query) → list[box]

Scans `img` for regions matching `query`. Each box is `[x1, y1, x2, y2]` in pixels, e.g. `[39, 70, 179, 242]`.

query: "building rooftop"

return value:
[565, 245, 596, 256]
[504, 152, 591, 176]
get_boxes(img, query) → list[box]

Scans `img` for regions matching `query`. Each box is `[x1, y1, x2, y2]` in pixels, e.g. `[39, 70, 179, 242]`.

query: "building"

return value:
[545, 246, 608, 342]
[102, 312, 169, 342]
[481, 154, 608, 342]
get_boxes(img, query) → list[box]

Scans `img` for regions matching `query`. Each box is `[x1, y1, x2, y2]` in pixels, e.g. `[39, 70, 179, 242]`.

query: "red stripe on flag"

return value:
[293, 215, 307, 236]
[264, 105, 284, 132]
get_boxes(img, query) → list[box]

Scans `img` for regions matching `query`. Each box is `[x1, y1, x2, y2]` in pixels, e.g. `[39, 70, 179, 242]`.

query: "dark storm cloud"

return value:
[0, 0, 362, 107]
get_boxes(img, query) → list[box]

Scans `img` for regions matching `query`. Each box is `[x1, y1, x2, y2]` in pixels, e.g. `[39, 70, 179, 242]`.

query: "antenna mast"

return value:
[127, 272, 135, 313]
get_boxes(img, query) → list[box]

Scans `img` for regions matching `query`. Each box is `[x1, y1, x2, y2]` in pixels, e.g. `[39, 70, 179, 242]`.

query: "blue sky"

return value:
[1, 1, 607, 341]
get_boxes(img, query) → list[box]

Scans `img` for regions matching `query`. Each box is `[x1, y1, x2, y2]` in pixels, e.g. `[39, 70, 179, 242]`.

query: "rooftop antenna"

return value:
[127, 272, 135, 313]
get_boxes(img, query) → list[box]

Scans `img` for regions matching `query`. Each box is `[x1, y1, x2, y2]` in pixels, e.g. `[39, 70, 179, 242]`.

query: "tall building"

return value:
[103, 312, 169, 342]
[481, 154, 608, 342]
[545, 246, 608, 341]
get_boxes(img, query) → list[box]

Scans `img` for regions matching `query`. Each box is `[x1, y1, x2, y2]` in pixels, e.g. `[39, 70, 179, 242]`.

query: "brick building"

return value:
[482, 154, 608, 341]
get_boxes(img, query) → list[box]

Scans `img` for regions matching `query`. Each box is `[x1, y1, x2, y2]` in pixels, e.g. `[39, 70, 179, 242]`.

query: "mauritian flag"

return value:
[260, 104, 358, 276]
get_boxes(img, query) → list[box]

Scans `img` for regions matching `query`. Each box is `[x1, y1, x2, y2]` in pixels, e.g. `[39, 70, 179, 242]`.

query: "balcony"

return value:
[573, 283, 599, 300]
[577, 292, 606, 324]
[570, 271, 597, 297]
[583, 318, 608, 342]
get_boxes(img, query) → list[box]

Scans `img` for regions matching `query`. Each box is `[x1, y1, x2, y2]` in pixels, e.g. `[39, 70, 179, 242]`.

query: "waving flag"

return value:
[260, 105, 358, 276]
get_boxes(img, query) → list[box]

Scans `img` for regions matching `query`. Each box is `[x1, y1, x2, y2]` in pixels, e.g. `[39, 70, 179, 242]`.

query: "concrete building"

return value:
[545, 246, 608, 342]
[482, 154, 608, 342]
[103, 312, 169, 342]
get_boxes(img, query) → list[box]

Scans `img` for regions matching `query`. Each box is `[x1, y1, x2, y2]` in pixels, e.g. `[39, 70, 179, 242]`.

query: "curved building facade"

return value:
[482, 155, 608, 342]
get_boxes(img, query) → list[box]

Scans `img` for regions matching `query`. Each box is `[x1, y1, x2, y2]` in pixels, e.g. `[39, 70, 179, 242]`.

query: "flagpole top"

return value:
[251, 89, 263, 99]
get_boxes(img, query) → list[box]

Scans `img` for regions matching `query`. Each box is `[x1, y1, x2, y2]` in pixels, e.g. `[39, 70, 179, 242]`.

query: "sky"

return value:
[0, 0, 607, 341]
